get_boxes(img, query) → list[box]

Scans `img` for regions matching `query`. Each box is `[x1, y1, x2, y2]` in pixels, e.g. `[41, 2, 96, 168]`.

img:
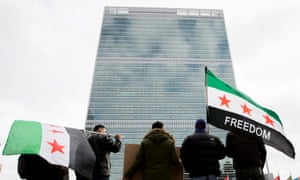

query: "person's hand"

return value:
[115, 134, 123, 139]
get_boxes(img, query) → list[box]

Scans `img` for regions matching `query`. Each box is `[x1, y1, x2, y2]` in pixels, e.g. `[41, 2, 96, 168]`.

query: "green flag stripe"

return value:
[2, 120, 42, 155]
[206, 69, 283, 126]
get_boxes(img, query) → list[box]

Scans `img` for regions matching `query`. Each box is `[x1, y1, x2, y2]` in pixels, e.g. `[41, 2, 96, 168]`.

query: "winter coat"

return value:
[180, 132, 225, 177]
[226, 132, 266, 169]
[88, 134, 122, 176]
[124, 128, 181, 180]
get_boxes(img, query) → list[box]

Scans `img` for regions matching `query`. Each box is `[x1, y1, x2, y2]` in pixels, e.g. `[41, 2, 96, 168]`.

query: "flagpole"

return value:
[83, 130, 124, 138]
[84, 129, 112, 136]
[265, 157, 270, 174]
[204, 66, 209, 133]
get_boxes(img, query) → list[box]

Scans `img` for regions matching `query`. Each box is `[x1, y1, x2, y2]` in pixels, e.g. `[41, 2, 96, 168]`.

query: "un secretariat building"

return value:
[85, 7, 236, 179]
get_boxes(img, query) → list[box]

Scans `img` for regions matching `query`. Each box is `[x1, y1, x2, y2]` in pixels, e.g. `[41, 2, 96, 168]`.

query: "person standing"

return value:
[180, 119, 225, 180]
[124, 121, 181, 180]
[226, 131, 266, 180]
[85, 124, 122, 180]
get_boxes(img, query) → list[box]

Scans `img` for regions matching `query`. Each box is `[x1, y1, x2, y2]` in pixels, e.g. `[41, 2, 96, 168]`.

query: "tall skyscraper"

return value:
[86, 7, 236, 179]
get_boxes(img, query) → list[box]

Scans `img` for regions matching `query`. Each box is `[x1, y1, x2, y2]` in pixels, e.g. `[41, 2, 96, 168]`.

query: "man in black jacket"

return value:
[85, 124, 122, 180]
[180, 119, 225, 180]
[226, 131, 266, 180]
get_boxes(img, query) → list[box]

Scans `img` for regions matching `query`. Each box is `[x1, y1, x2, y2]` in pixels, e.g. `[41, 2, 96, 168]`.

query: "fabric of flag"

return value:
[2, 120, 96, 179]
[274, 175, 281, 180]
[287, 176, 292, 180]
[224, 176, 229, 180]
[206, 68, 295, 158]
[293, 177, 300, 180]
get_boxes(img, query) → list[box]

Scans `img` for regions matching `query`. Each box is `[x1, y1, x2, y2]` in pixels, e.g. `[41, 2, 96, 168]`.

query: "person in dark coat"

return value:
[124, 121, 181, 180]
[180, 119, 225, 180]
[85, 124, 122, 180]
[226, 131, 266, 180]
[18, 154, 69, 180]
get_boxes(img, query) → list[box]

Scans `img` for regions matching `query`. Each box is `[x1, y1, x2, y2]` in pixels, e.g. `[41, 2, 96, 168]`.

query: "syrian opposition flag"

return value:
[206, 68, 295, 158]
[2, 120, 96, 179]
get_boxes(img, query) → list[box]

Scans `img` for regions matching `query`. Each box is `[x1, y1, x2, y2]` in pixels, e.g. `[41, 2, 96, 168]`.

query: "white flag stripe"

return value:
[39, 123, 70, 167]
[207, 87, 285, 135]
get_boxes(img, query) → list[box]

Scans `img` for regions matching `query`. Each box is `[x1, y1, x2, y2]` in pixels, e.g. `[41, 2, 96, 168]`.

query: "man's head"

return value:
[195, 119, 206, 133]
[152, 121, 164, 129]
[93, 124, 106, 133]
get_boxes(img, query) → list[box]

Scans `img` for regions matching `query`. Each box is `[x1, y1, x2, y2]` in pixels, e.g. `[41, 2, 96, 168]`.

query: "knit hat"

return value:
[195, 119, 206, 133]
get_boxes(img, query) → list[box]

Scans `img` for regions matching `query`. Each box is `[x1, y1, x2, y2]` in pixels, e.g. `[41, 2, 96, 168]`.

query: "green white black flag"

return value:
[206, 68, 295, 158]
[2, 120, 96, 179]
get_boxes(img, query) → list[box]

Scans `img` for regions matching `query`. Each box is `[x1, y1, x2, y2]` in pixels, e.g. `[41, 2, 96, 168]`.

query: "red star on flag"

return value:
[50, 124, 60, 127]
[219, 94, 231, 108]
[263, 115, 274, 127]
[47, 139, 65, 154]
[49, 129, 64, 134]
[241, 103, 252, 116]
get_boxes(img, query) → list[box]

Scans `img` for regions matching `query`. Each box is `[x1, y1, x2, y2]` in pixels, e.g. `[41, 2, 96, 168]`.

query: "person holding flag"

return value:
[2, 120, 96, 180]
[86, 124, 122, 180]
[18, 154, 69, 180]
[226, 131, 266, 180]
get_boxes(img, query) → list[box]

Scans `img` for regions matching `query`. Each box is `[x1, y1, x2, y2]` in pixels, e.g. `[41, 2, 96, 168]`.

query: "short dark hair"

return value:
[152, 121, 164, 129]
[93, 124, 105, 132]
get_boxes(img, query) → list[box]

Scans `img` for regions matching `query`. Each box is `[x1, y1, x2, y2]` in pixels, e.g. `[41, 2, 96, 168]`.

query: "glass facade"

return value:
[86, 7, 236, 179]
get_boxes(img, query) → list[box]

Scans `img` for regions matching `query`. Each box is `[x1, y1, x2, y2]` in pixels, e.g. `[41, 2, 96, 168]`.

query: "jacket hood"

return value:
[143, 128, 175, 144]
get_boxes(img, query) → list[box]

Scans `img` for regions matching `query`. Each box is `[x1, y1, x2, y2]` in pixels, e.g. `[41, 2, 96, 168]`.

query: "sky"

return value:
[0, 0, 300, 179]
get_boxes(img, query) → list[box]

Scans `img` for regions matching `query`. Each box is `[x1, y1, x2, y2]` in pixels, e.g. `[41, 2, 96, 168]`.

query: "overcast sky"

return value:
[1, 0, 300, 179]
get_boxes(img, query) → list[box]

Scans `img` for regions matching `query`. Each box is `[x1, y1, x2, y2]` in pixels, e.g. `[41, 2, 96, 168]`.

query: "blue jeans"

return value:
[192, 175, 217, 180]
